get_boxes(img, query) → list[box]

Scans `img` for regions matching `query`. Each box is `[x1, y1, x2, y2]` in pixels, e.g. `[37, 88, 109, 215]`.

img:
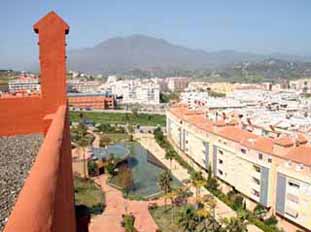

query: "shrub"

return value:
[253, 204, 268, 219]
[105, 162, 115, 175]
[121, 214, 137, 232]
[264, 215, 278, 226]
[206, 176, 219, 192]
[88, 160, 97, 177]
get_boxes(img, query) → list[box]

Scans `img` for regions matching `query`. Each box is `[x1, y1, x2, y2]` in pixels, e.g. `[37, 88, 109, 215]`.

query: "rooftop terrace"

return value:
[0, 134, 43, 230]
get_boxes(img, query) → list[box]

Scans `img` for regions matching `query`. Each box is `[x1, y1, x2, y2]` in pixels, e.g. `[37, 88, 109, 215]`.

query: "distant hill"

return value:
[25, 34, 311, 77]
[67, 34, 271, 74]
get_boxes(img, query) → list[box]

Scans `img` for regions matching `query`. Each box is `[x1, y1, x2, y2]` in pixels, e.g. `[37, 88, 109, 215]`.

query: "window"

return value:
[241, 148, 247, 154]
[218, 159, 223, 164]
[296, 164, 304, 171]
[253, 165, 261, 173]
[252, 189, 260, 197]
[288, 181, 300, 189]
[218, 149, 224, 155]
[252, 177, 260, 185]
[286, 161, 292, 167]
[218, 170, 223, 175]
[268, 158, 272, 163]
[258, 153, 263, 160]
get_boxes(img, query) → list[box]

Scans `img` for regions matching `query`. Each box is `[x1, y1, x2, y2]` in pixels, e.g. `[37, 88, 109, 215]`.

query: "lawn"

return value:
[74, 176, 105, 215]
[149, 205, 189, 232]
[107, 133, 131, 143]
[70, 111, 166, 127]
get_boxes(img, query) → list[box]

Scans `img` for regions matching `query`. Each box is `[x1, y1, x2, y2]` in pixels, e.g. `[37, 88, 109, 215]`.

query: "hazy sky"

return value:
[1, 0, 311, 69]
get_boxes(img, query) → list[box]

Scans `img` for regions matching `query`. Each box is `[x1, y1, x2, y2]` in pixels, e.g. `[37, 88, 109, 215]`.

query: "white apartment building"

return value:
[290, 79, 311, 94]
[8, 77, 40, 93]
[67, 80, 101, 93]
[103, 79, 160, 105]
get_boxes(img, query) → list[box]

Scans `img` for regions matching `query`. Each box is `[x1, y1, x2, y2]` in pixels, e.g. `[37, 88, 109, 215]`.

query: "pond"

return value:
[92, 143, 182, 198]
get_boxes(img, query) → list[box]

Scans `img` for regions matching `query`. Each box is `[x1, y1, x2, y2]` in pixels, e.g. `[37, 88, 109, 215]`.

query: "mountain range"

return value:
[67, 34, 311, 75]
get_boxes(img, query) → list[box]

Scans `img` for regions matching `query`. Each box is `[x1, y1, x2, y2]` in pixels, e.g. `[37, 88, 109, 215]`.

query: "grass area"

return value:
[70, 111, 166, 127]
[74, 176, 105, 215]
[105, 133, 130, 143]
[149, 205, 188, 232]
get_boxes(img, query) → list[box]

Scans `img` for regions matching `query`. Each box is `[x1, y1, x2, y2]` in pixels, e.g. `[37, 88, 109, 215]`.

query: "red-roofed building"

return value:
[167, 104, 311, 231]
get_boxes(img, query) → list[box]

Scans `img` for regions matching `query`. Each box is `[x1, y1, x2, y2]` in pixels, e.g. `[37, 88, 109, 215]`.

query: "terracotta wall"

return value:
[2, 11, 76, 232]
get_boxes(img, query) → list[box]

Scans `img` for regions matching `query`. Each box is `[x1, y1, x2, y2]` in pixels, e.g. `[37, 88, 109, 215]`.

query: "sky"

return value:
[1, 0, 311, 69]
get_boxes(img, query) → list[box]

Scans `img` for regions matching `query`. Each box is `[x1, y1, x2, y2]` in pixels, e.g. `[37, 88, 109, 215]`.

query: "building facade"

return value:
[68, 93, 115, 110]
[67, 80, 101, 93]
[167, 77, 190, 92]
[290, 79, 311, 94]
[167, 104, 311, 231]
[104, 79, 160, 105]
[8, 76, 40, 93]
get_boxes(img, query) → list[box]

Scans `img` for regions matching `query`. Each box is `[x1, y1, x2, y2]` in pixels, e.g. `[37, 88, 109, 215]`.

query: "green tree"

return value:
[191, 172, 205, 206]
[178, 206, 200, 232]
[122, 213, 137, 232]
[158, 170, 173, 207]
[73, 123, 93, 178]
[196, 194, 220, 232]
[77, 135, 92, 179]
[222, 216, 248, 232]
[88, 160, 97, 177]
[165, 149, 175, 169]
[206, 165, 219, 193]
[253, 204, 268, 220]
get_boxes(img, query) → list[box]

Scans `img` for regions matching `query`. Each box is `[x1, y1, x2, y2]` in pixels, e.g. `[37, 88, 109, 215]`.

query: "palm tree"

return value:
[196, 194, 220, 232]
[222, 216, 248, 232]
[73, 123, 92, 178]
[191, 172, 206, 206]
[165, 149, 175, 170]
[165, 190, 178, 224]
[77, 135, 92, 178]
[158, 170, 173, 208]
[178, 206, 200, 232]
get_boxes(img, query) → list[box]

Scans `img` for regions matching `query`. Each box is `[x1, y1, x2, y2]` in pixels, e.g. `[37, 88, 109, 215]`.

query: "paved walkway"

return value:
[89, 175, 161, 232]
[88, 132, 161, 232]
[135, 133, 262, 232]
[88, 130, 100, 148]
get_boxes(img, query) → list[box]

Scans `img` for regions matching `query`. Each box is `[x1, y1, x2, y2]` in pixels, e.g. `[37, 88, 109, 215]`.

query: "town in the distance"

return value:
[2, 64, 311, 232]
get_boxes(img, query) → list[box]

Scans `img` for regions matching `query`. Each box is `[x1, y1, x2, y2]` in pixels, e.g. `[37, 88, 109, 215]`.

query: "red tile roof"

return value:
[285, 146, 311, 165]
[169, 105, 311, 165]
[274, 137, 294, 147]
[217, 126, 257, 143]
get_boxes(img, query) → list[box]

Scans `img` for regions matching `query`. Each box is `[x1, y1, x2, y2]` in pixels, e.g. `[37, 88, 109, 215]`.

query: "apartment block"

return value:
[8, 76, 40, 93]
[68, 93, 115, 110]
[103, 79, 160, 105]
[167, 104, 311, 231]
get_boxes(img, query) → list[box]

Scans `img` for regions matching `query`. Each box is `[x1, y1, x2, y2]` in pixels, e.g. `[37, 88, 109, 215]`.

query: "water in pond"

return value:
[92, 143, 181, 198]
